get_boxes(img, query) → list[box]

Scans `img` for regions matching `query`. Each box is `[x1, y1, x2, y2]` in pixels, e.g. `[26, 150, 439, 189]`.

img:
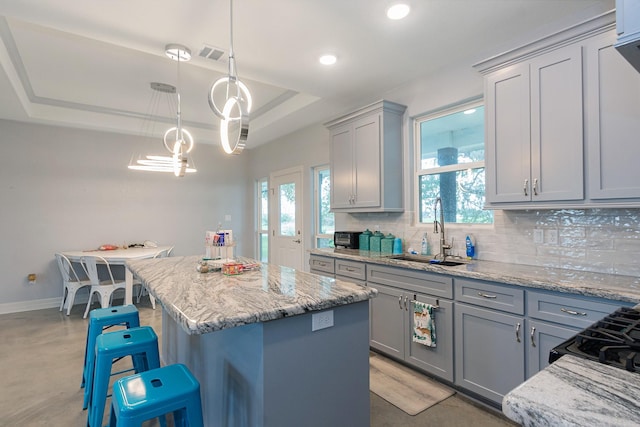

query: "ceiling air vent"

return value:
[199, 44, 226, 61]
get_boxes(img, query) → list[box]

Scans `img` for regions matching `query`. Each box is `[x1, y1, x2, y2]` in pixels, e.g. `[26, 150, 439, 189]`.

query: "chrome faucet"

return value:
[433, 197, 451, 261]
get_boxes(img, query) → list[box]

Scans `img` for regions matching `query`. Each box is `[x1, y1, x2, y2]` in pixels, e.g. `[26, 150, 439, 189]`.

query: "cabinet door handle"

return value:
[530, 326, 536, 347]
[398, 296, 403, 309]
[404, 296, 409, 311]
[533, 178, 538, 196]
[478, 292, 497, 299]
[523, 179, 529, 196]
[516, 322, 521, 343]
[345, 267, 354, 272]
[561, 308, 587, 316]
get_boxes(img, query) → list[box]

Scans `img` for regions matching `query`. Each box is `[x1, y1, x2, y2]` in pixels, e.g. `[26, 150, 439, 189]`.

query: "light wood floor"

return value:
[0, 299, 515, 426]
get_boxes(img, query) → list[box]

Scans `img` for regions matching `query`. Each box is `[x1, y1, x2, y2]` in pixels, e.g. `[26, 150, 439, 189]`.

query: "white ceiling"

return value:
[0, 0, 614, 149]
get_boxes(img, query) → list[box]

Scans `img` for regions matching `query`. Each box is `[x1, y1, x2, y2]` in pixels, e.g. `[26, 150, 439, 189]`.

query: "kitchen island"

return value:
[126, 255, 377, 427]
[502, 354, 640, 426]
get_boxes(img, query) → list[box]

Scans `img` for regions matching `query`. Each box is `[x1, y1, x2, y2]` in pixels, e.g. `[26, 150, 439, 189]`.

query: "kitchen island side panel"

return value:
[162, 301, 370, 427]
[263, 300, 370, 427]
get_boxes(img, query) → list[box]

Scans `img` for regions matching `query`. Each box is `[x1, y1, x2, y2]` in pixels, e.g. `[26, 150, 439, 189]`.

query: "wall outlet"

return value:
[312, 310, 334, 331]
[547, 228, 559, 245]
[533, 229, 544, 244]
[224, 214, 231, 221]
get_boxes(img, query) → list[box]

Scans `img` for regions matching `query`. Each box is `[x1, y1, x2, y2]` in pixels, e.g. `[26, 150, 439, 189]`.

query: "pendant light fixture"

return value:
[128, 44, 197, 176]
[165, 43, 194, 176]
[208, 0, 251, 155]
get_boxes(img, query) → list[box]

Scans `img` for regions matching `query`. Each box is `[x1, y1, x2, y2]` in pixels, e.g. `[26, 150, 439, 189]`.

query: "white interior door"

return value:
[270, 167, 304, 270]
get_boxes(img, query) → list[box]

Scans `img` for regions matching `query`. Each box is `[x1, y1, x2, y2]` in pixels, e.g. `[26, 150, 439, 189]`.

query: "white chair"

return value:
[136, 246, 173, 310]
[55, 253, 92, 316]
[81, 255, 126, 319]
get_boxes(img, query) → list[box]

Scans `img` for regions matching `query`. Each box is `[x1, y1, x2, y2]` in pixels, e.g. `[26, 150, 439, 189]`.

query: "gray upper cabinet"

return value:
[615, 0, 640, 72]
[483, 42, 583, 207]
[326, 100, 406, 213]
[586, 30, 640, 202]
[478, 11, 640, 209]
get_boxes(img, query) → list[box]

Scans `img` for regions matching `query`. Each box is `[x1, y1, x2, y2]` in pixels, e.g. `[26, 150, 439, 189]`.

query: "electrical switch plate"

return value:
[312, 310, 334, 331]
[533, 229, 544, 244]
[547, 228, 559, 245]
[224, 214, 231, 221]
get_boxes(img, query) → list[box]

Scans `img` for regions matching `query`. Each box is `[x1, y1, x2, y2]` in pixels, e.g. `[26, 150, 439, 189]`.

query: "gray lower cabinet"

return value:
[336, 259, 366, 286]
[368, 265, 454, 382]
[454, 278, 526, 405]
[309, 254, 335, 278]
[527, 319, 577, 378]
[455, 303, 526, 405]
[526, 289, 632, 378]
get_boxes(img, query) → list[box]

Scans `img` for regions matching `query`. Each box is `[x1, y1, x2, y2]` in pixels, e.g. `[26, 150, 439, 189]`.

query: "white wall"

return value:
[245, 123, 330, 267]
[245, 57, 640, 279]
[0, 119, 250, 312]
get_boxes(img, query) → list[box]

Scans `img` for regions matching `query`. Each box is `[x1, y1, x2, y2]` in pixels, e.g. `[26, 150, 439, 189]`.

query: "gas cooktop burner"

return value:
[550, 307, 640, 372]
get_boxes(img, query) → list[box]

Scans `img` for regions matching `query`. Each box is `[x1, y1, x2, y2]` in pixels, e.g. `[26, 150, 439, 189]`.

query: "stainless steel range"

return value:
[549, 306, 640, 372]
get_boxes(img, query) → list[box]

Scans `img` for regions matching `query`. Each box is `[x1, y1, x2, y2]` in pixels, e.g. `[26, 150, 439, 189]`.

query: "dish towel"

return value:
[412, 301, 436, 347]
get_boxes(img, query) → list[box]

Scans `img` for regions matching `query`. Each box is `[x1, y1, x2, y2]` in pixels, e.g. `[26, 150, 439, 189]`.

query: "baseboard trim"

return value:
[0, 297, 62, 314]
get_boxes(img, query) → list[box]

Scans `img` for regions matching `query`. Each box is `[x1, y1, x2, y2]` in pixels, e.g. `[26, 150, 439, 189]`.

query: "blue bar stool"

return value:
[87, 326, 160, 427]
[108, 363, 203, 427]
[82, 305, 140, 410]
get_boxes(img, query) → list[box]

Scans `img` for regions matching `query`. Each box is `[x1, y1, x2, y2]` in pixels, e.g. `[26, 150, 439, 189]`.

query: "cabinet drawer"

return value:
[336, 276, 367, 287]
[368, 265, 452, 299]
[527, 290, 629, 329]
[455, 278, 525, 315]
[335, 259, 366, 281]
[309, 256, 335, 275]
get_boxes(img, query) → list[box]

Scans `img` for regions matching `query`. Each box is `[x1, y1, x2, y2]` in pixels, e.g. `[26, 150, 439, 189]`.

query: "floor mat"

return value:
[370, 353, 455, 416]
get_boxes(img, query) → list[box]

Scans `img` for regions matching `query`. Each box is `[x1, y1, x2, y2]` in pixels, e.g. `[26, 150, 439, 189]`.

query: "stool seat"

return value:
[87, 326, 160, 427]
[82, 305, 140, 409]
[109, 363, 203, 427]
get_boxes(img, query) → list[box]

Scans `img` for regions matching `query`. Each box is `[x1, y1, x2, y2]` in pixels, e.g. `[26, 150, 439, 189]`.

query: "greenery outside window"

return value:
[257, 178, 269, 262]
[415, 99, 493, 224]
[314, 166, 334, 248]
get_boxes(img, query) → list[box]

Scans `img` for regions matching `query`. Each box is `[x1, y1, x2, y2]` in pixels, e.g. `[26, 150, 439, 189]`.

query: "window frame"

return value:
[413, 98, 491, 226]
[256, 177, 269, 262]
[313, 165, 334, 248]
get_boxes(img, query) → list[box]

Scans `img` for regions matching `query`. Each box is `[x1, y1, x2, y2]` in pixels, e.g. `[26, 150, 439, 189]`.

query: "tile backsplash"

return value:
[338, 208, 640, 277]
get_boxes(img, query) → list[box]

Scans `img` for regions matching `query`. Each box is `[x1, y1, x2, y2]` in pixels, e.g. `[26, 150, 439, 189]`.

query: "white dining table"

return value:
[60, 246, 173, 305]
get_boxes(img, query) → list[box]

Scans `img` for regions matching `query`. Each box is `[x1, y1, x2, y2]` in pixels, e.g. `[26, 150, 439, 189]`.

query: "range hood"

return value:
[615, 1, 640, 73]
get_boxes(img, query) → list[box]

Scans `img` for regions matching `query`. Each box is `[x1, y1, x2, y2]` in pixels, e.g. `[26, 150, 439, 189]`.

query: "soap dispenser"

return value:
[421, 233, 429, 256]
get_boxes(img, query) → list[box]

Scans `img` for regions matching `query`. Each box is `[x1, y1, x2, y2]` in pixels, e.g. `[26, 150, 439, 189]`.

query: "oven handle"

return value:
[561, 308, 587, 316]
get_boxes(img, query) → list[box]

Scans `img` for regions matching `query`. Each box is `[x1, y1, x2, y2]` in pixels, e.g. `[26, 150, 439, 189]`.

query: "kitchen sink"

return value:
[388, 255, 467, 266]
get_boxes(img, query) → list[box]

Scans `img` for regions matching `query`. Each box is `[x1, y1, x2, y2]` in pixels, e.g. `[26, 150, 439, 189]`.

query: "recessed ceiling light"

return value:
[319, 54, 337, 66]
[386, 3, 410, 20]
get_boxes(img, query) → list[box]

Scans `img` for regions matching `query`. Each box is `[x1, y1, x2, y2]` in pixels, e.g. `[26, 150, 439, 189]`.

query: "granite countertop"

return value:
[126, 255, 377, 335]
[502, 354, 640, 426]
[311, 248, 640, 303]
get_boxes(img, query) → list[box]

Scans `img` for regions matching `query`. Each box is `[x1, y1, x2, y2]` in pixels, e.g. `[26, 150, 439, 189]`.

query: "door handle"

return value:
[530, 326, 536, 347]
[293, 239, 301, 243]
[515, 322, 521, 343]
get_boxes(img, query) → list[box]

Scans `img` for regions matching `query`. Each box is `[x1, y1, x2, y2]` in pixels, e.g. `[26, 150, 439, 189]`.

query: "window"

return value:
[257, 178, 269, 262]
[415, 100, 493, 224]
[314, 166, 334, 248]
